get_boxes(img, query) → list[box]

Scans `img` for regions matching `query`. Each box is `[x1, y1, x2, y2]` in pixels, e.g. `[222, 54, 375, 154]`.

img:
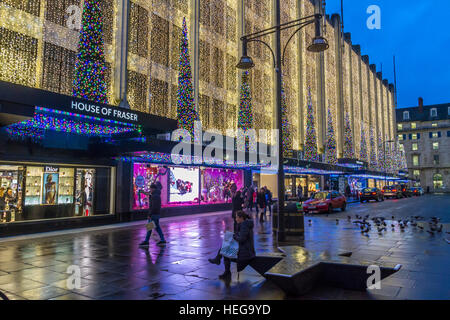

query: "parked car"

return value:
[360, 188, 384, 202]
[303, 191, 346, 214]
[410, 187, 424, 196]
[399, 184, 412, 198]
[382, 185, 403, 199]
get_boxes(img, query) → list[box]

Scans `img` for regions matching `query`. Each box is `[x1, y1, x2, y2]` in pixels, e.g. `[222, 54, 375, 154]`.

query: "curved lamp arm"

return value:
[246, 39, 277, 68]
[282, 20, 315, 66]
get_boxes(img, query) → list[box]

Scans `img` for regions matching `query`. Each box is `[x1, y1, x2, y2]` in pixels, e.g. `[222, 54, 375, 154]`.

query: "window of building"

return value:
[448, 106, 450, 116]
[432, 123, 438, 127]
[412, 143, 418, 151]
[398, 134, 403, 141]
[413, 170, 420, 177]
[430, 108, 437, 117]
[447, 131, 450, 137]
[403, 111, 409, 120]
[412, 155, 419, 166]
[432, 132, 439, 138]
[433, 155, 439, 165]
[411, 133, 418, 140]
[42, 42, 76, 96]
[150, 14, 169, 65]
[433, 142, 439, 150]
[411, 122, 417, 129]
[129, 3, 149, 57]
[397, 124, 403, 130]
[433, 174, 443, 189]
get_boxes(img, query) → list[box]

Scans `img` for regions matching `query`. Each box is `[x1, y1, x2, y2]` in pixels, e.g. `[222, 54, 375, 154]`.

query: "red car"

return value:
[303, 191, 347, 214]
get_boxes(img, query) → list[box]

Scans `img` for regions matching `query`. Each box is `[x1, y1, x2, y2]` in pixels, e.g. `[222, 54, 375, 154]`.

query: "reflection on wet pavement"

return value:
[0, 195, 449, 300]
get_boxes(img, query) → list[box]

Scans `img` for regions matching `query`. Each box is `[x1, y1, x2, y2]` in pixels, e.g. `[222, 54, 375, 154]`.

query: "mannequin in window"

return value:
[81, 172, 93, 216]
[44, 175, 57, 205]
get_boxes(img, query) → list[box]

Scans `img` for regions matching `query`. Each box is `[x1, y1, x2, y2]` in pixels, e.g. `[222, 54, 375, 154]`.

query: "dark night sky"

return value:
[325, 0, 450, 108]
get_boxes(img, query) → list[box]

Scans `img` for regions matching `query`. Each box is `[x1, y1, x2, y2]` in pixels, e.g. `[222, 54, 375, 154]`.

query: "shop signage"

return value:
[71, 101, 138, 122]
[45, 166, 59, 173]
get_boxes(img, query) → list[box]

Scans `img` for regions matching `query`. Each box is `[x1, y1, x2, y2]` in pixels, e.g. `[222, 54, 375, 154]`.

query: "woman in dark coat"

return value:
[231, 191, 244, 231]
[256, 189, 266, 222]
[208, 211, 256, 280]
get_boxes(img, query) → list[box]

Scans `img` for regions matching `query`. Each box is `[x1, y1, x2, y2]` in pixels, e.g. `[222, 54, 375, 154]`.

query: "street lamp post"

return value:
[237, 1, 328, 242]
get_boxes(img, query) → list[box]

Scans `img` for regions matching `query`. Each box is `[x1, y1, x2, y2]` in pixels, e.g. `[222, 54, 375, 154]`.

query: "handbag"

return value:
[146, 220, 156, 231]
[220, 231, 239, 259]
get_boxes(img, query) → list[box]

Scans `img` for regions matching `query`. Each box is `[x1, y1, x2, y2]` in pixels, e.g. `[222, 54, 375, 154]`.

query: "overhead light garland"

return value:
[73, 0, 108, 104]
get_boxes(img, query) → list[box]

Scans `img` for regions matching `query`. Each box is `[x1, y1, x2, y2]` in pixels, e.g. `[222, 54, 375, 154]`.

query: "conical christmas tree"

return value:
[360, 124, 368, 162]
[281, 81, 292, 152]
[73, 0, 108, 103]
[325, 103, 337, 164]
[238, 71, 254, 151]
[369, 127, 377, 169]
[177, 17, 198, 140]
[304, 88, 319, 162]
[377, 132, 384, 171]
[238, 71, 253, 131]
[343, 111, 354, 158]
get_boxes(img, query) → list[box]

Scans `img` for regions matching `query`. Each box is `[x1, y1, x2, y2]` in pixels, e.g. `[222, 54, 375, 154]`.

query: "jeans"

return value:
[144, 215, 165, 242]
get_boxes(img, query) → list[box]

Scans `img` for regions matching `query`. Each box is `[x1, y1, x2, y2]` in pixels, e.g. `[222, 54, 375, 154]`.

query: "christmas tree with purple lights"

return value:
[73, 0, 108, 103]
[360, 124, 368, 162]
[238, 71, 253, 131]
[304, 87, 319, 162]
[369, 126, 377, 169]
[177, 17, 198, 140]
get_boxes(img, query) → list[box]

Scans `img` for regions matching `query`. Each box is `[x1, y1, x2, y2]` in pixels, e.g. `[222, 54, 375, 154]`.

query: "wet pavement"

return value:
[0, 194, 449, 300]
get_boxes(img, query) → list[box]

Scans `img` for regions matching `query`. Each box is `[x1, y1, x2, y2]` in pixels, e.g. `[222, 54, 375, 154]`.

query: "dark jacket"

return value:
[149, 189, 162, 216]
[233, 219, 255, 261]
[231, 194, 244, 215]
[256, 192, 266, 207]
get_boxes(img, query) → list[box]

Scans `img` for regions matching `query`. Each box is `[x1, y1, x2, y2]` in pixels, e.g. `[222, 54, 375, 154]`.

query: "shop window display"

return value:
[75, 169, 95, 216]
[133, 164, 169, 210]
[0, 165, 23, 223]
[169, 167, 199, 205]
[200, 168, 243, 204]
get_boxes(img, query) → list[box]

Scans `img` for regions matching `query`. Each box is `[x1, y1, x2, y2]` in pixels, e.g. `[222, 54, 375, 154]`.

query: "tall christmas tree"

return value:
[325, 103, 337, 164]
[281, 81, 292, 152]
[304, 87, 319, 162]
[369, 127, 377, 169]
[343, 111, 354, 158]
[238, 71, 254, 151]
[177, 17, 198, 139]
[238, 71, 253, 131]
[377, 132, 384, 172]
[73, 0, 108, 103]
[384, 135, 393, 174]
[360, 124, 368, 162]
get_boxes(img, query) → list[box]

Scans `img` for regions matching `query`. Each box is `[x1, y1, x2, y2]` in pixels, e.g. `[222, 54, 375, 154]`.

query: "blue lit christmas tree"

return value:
[177, 17, 198, 140]
[304, 87, 319, 162]
[73, 0, 108, 103]
[325, 103, 337, 164]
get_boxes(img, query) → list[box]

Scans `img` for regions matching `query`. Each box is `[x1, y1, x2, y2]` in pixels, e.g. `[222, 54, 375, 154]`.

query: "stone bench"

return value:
[264, 246, 401, 296]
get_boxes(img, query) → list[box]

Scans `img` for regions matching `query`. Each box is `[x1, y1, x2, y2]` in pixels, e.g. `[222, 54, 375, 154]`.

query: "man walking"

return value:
[139, 184, 166, 247]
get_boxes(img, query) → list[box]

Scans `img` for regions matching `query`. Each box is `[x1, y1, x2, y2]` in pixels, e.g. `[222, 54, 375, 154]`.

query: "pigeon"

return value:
[418, 225, 424, 230]
[392, 216, 395, 220]
[427, 230, 435, 236]
[437, 225, 443, 233]
[308, 220, 312, 225]
[391, 223, 395, 228]
[445, 238, 450, 244]
[347, 216, 351, 221]
[336, 219, 339, 225]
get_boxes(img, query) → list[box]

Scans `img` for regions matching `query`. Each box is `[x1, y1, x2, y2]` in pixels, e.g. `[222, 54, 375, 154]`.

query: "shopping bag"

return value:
[220, 231, 239, 259]
[146, 220, 156, 231]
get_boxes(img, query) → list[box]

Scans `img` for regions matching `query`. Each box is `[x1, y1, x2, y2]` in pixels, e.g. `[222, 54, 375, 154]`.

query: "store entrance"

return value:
[0, 165, 23, 223]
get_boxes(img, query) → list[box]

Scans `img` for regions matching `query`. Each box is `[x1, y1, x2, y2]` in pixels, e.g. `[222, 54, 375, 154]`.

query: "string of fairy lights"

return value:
[325, 103, 337, 165]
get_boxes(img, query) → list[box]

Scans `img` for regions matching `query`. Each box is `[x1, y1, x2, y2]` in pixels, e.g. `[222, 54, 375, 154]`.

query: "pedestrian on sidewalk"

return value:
[208, 211, 255, 280]
[232, 191, 244, 231]
[264, 187, 272, 216]
[257, 188, 266, 222]
[139, 184, 166, 247]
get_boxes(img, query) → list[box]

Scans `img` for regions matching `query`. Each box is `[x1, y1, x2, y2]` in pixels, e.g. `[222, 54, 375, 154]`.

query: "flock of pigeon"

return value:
[307, 215, 450, 243]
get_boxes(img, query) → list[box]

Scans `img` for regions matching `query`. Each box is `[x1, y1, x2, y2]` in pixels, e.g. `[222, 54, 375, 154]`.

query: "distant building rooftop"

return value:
[396, 97, 450, 122]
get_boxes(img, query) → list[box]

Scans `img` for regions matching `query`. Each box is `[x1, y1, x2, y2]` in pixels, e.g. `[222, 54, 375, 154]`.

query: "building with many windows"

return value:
[0, 0, 400, 235]
[396, 98, 450, 192]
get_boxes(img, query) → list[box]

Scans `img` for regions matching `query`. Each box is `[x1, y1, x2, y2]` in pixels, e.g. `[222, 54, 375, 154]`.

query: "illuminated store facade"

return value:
[0, 0, 401, 234]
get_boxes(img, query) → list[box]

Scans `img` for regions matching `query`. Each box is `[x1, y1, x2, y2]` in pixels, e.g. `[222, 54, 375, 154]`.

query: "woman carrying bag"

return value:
[208, 211, 256, 280]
